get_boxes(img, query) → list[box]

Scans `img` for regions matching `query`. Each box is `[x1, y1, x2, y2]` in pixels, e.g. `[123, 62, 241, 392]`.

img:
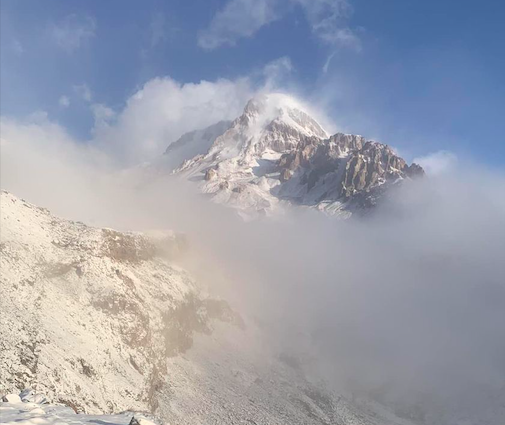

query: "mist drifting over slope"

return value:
[2, 101, 505, 424]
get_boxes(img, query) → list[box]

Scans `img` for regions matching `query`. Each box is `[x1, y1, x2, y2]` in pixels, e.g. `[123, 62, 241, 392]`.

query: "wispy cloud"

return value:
[295, 0, 360, 50]
[413, 150, 458, 175]
[149, 12, 179, 48]
[198, 0, 360, 51]
[73, 84, 92, 102]
[58, 95, 70, 108]
[198, 0, 282, 49]
[262, 56, 293, 89]
[51, 14, 96, 53]
[322, 52, 335, 74]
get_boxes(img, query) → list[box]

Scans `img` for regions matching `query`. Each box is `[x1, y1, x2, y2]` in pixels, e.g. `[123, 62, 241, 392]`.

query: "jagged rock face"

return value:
[340, 141, 424, 199]
[277, 135, 424, 208]
[0, 191, 240, 415]
[328, 133, 366, 154]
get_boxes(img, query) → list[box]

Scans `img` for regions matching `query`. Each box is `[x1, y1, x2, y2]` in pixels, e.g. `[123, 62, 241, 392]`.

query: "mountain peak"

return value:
[239, 93, 328, 139]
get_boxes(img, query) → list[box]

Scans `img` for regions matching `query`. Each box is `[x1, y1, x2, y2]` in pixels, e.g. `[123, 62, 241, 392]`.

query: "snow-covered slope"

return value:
[0, 191, 416, 425]
[0, 190, 240, 414]
[0, 391, 158, 425]
[167, 93, 423, 218]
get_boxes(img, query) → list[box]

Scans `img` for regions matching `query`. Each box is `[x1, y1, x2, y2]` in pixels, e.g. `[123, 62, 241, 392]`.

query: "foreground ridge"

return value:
[0, 191, 415, 424]
[0, 190, 240, 415]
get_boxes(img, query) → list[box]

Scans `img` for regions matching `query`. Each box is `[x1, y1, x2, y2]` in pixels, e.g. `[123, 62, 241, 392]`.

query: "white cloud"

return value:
[198, 0, 282, 49]
[413, 150, 458, 176]
[2, 57, 327, 167]
[198, 0, 360, 50]
[73, 84, 92, 102]
[51, 14, 96, 53]
[88, 56, 336, 165]
[93, 76, 254, 164]
[58, 95, 70, 108]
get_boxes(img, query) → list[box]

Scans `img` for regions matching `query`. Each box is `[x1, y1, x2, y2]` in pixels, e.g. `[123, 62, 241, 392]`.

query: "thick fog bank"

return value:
[2, 123, 505, 424]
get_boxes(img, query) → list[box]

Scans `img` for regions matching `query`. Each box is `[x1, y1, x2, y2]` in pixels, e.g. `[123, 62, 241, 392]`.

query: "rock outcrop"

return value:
[277, 135, 423, 204]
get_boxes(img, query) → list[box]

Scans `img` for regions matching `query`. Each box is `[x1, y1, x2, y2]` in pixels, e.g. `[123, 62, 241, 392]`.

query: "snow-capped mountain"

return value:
[166, 93, 423, 218]
[0, 191, 416, 425]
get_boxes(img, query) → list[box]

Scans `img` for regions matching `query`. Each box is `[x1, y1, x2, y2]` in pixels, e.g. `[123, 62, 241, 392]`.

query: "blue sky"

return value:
[1, 0, 504, 166]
